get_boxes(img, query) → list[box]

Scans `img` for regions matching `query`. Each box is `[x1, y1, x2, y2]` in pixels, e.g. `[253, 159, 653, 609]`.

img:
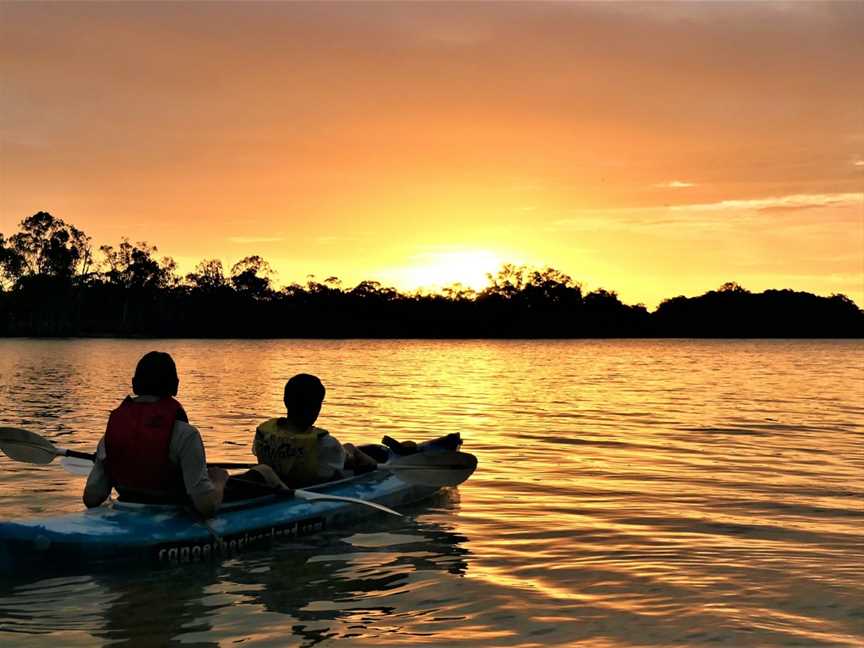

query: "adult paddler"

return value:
[82, 351, 229, 518]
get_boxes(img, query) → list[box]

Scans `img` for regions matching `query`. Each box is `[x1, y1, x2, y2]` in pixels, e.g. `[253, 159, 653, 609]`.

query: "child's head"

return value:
[283, 374, 325, 429]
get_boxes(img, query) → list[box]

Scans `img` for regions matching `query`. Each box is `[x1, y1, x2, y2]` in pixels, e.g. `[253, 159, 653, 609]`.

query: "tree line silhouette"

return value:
[1, 212, 861, 338]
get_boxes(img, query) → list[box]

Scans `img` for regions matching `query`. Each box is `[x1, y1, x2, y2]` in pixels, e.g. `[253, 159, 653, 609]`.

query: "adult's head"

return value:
[283, 373, 325, 430]
[132, 351, 179, 398]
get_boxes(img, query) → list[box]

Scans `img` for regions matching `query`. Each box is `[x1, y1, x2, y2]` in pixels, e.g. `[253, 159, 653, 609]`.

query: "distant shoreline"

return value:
[2, 282, 861, 339]
[2, 213, 862, 339]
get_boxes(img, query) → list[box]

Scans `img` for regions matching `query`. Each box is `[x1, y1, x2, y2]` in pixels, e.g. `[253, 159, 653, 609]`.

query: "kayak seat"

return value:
[356, 443, 390, 464]
[223, 469, 283, 502]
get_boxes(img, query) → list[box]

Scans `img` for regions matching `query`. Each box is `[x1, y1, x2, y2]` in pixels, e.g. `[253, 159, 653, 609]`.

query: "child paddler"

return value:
[251, 374, 377, 488]
[82, 351, 229, 518]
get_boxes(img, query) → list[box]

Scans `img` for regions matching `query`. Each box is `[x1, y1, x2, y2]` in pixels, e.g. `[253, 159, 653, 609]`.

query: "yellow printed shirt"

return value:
[253, 418, 345, 486]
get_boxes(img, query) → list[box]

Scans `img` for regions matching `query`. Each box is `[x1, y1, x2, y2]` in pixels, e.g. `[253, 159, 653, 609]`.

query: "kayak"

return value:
[0, 443, 473, 574]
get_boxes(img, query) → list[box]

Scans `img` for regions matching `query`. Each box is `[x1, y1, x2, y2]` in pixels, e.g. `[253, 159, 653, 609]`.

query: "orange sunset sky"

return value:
[1, 1, 862, 308]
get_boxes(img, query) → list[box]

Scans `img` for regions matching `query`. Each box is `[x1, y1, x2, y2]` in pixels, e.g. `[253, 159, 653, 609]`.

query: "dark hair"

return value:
[284, 373, 325, 408]
[132, 351, 179, 397]
[283, 374, 325, 429]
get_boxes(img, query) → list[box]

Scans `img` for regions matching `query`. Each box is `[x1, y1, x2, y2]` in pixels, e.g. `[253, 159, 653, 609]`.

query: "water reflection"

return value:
[219, 518, 469, 646]
[93, 569, 218, 648]
[2, 339, 863, 646]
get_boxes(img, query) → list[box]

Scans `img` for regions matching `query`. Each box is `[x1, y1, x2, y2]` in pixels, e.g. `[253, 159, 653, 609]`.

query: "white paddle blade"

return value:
[385, 451, 478, 487]
[61, 455, 95, 476]
[0, 427, 62, 464]
[293, 490, 402, 517]
[389, 466, 475, 487]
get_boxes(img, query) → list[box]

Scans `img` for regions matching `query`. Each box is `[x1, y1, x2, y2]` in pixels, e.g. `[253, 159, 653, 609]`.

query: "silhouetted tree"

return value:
[584, 288, 621, 310]
[231, 255, 273, 298]
[304, 275, 331, 295]
[186, 258, 227, 292]
[99, 239, 174, 291]
[653, 283, 863, 337]
[581, 288, 648, 335]
[483, 264, 527, 300]
[475, 265, 589, 336]
[0, 212, 93, 334]
[523, 267, 583, 309]
[0, 233, 25, 286]
[718, 281, 748, 294]
[0, 212, 92, 282]
[91, 239, 178, 332]
[350, 280, 398, 302]
[441, 283, 477, 301]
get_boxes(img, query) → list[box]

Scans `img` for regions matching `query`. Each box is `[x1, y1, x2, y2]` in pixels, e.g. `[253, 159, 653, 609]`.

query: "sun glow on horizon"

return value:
[380, 249, 508, 294]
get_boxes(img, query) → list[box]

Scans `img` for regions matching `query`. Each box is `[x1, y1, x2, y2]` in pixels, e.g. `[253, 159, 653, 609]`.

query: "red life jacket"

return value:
[104, 396, 188, 503]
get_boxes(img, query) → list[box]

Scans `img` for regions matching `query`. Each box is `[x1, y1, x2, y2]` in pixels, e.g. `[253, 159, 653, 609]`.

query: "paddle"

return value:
[45, 436, 477, 488]
[60, 450, 478, 487]
[0, 426, 96, 464]
[0, 427, 401, 517]
[381, 451, 477, 487]
[57, 456, 401, 515]
[1, 425, 476, 488]
[0, 427, 250, 469]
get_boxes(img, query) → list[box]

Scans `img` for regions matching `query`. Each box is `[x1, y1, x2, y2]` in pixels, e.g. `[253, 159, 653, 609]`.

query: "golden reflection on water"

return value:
[0, 339, 863, 646]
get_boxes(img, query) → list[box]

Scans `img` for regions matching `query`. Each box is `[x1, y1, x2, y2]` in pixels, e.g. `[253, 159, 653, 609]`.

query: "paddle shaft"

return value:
[64, 448, 96, 461]
[1, 426, 475, 486]
[62, 448, 250, 470]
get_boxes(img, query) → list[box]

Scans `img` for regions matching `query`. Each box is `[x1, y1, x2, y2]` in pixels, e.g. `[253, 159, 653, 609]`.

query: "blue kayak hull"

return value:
[0, 469, 440, 574]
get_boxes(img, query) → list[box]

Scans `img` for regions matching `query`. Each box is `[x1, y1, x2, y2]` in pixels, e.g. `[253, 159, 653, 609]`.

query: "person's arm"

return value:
[172, 422, 225, 518]
[82, 438, 111, 508]
[194, 467, 228, 518]
[318, 432, 347, 479]
[342, 443, 378, 474]
[252, 428, 262, 461]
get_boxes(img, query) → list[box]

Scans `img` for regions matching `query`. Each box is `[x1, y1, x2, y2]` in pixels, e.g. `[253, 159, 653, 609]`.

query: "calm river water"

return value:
[0, 339, 862, 647]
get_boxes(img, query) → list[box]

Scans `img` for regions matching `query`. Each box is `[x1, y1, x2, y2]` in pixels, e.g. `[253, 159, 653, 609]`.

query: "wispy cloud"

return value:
[549, 191, 863, 233]
[227, 236, 284, 244]
[671, 192, 862, 213]
[853, 159, 864, 168]
[655, 180, 696, 188]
